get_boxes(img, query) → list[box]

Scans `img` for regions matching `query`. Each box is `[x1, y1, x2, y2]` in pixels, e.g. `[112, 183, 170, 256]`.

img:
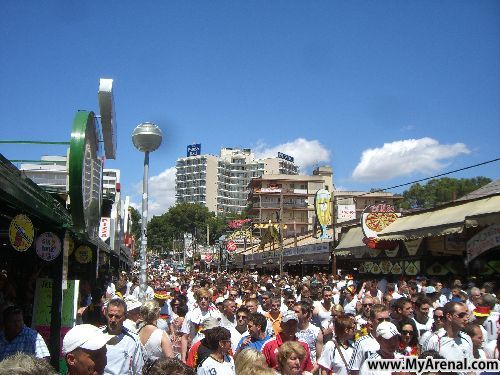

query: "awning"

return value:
[378, 194, 500, 241]
[335, 227, 365, 249]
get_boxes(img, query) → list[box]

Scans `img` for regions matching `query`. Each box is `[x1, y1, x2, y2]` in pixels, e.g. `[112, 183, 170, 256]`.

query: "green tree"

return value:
[146, 203, 233, 258]
[400, 177, 492, 209]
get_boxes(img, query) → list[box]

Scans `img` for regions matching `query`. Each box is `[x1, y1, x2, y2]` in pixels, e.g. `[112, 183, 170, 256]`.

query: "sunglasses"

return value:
[199, 297, 210, 301]
[363, 303, 373, 307]
[237, 315, 248, 320]
[401, 330, 414, 335]
[454, 312, 469, 319]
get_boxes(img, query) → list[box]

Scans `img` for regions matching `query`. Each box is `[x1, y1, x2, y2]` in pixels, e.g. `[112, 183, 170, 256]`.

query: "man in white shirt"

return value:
[360, 321, 402, 375]
[102, 298, 144, 375]
[349, 304, 390, 374]
[219, 299, 237, 329]
[355, 296, 373, 331]
[425, 301, 473, 373]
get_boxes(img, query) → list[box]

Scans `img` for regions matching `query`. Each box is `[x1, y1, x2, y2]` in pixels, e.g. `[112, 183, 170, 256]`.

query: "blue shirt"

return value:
[0, 326, 49, 360]
[236, 334, 271, 352]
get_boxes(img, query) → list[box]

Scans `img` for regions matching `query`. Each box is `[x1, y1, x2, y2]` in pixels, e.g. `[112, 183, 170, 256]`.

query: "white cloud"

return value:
[254, 138, 330, 171]
[352, 137, 470, 182]
[131, 166, 177, 218]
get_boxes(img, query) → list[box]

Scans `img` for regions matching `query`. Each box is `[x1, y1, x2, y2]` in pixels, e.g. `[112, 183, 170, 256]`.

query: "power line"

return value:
[356, 157, 500, 196]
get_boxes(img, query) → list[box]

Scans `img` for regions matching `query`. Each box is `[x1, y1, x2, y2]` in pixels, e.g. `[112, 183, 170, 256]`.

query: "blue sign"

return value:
[278, 152, 294, 163]
[187, 144, 201, 157]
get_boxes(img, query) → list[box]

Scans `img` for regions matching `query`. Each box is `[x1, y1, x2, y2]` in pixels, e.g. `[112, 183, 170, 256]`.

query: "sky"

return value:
[1, 1, 499, 217]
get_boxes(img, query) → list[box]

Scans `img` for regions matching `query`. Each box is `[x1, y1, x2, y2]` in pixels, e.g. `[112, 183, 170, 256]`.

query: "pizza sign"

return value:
[361, 204, 400, 240]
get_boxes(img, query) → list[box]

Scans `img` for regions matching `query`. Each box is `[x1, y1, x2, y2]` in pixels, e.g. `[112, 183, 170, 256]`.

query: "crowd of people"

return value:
[0, 265, 499, 374]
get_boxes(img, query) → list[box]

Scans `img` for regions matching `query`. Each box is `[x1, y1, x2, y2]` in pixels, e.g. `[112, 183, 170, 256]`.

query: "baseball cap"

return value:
[62, 324, 113, 355]
[281, 311, 299, 324]
[124, 295, 142, 311]
[425, 286, 436, 294]
[376, 321, 400, 339]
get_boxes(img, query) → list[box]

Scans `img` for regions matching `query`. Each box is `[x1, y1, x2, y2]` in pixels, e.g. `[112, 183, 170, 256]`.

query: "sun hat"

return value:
[124, 295, 142, 311]
[473, 306, 491, 317]
[375, 321, 400, 339]
[62, 324, 113, 355]
[281, 311, 299, 324]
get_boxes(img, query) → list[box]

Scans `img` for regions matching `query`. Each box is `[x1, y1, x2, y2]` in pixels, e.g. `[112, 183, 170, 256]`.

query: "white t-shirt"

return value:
[420, 327, 445, 350]
[343, 297, 358, 316]
[425, 331, 474, 361]
[483, 311, 499, 343]
[348, 334, 380, 371]
[197, 354, 235, 375]
[317, 340, 354, 375]
[412, 316, 433, 338]
[296, 324, 321, 363]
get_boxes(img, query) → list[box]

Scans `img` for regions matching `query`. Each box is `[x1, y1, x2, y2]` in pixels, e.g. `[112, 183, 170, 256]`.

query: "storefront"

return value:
[334, 193, 500, 280]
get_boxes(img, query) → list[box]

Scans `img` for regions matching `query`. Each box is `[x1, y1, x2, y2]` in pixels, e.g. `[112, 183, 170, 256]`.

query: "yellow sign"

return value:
[9, 214, 34, 252]
[74, 245, 92, 264]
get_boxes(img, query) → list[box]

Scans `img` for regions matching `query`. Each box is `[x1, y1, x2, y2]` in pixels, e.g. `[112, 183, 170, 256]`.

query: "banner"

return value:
[337, 204, 356, 223]
[467, 224, 500, 263]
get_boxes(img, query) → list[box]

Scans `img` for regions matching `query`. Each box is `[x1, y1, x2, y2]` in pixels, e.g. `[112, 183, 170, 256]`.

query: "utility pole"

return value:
[331, 193, 337, 276]
[279, 189, 284, 275]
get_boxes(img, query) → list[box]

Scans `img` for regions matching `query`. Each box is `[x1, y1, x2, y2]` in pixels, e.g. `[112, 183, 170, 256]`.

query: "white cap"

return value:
[62, 324, 113, 354]
[125, 295, 142, 311]
[375, 321, 400, 339]
[281, 311, 299, 324]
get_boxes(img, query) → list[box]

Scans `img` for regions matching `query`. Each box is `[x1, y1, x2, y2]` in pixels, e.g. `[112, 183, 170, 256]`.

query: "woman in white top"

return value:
[138, 300, 174, 363]
[197, 326, 235, 375]
[317, 315, 355, 375]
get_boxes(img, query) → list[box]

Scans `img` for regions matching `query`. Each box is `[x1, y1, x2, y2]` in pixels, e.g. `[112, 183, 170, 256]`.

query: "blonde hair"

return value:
[277, 341, 306, 370]
[0, 353, 57, 375]
[196, 287, 212, 301]
[140, 300, 160, 324]
[235, 348, 271, 375]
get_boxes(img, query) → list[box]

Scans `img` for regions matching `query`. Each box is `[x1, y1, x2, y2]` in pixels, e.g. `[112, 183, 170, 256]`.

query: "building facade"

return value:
[175, 147, 299, 214]
[247, 166, 333, 236]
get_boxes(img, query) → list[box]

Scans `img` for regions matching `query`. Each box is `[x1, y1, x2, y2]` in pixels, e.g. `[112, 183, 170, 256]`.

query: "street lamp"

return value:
[132, 122, 162, 301]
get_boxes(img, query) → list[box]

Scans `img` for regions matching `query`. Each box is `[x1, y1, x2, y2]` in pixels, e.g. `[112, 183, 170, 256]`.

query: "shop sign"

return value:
[74, 245, 92, 264]
[99, 217, 111, 242]
[226, 241, 237, 252]
[9, 214, 34, 252]
[466, 224, 500, 263]
[187, 143, 201, 157]
[315, 189, 332, 239]
[337, 204, 356, 223]
[36, 232, 61, 261]
[361, 203, 400, 240]
[68, 111, 103, 236]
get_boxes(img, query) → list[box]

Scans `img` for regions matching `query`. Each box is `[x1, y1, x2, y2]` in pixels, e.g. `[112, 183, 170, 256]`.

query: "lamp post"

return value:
[132, 122, 162, 301]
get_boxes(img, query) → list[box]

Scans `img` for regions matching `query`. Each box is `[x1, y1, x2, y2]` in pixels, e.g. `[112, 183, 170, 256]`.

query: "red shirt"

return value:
[261, 333, 314, 372]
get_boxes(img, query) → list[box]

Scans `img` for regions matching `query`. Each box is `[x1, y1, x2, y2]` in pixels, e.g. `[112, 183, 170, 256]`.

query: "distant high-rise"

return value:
[175, 147, 299, 214]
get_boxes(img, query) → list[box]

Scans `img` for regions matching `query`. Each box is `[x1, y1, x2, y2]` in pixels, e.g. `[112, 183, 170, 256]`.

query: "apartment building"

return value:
[175, 147, 299, 214]
[20, 155, 68, 193]
[247, 166, 333, 237]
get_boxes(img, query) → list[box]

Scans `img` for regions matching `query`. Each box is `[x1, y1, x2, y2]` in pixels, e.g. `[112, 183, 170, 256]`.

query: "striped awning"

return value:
[378, 194, 500, 241]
